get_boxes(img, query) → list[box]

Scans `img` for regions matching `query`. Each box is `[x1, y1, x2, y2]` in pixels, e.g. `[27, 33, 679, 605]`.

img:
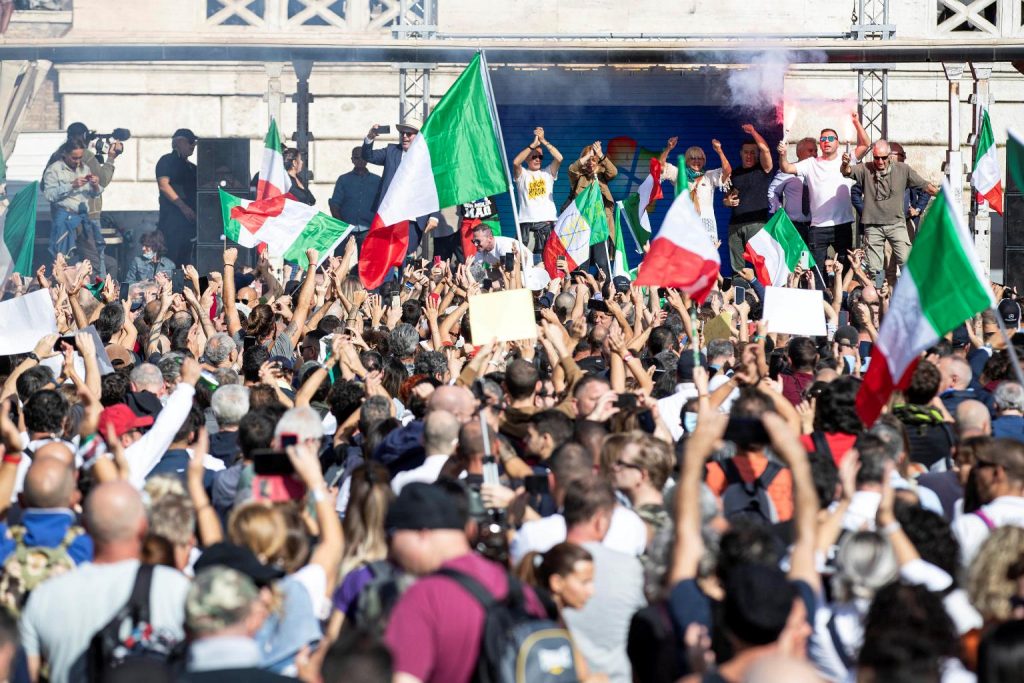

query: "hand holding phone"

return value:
[377, 124, 392, 135]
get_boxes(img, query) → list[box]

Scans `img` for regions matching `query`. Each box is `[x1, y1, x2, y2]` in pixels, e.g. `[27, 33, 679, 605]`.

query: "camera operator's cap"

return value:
[172, 128, 199, 143]
[999, 298, 1021, 327]
[98, 404, 154, 438]
[386, 482, 465, 532]
[66, 122, 88, 140]
[186, 566, 259, 634]
[395, 114, 423, 133]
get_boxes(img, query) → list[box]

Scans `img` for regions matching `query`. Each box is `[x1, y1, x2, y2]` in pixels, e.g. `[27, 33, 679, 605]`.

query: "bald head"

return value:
[427, 385, 476, 423]
[744, 655, 824, 683]
[938, 355, 972, 391]
[423, 409, 460, 456]
[34, 441, 75, 468]
[84, 481, 147, 547]
[23, 457, 75, 509]
[956, 399, 992, 438]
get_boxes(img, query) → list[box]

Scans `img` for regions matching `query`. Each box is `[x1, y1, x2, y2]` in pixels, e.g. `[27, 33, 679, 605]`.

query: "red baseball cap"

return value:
[98, 404, 154, 438]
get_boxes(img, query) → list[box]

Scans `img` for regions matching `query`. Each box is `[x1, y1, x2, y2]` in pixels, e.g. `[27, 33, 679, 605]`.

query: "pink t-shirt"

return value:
[384, 552, 546, 683]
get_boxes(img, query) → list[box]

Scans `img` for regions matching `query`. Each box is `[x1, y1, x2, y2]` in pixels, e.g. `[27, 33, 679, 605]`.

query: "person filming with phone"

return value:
[42, 139, 106, 276]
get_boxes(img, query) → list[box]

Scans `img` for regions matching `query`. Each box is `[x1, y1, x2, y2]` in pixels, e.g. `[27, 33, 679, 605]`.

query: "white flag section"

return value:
[0, 289, 57, 354]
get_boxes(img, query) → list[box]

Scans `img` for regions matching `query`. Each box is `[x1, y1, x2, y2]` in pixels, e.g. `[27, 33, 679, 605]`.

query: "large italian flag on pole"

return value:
[855, 180, 994, 427]
[256, 118, 288, 201]
[743, 209, 815, 286]
[358, 53, 509, 290]
[633, 188, 720, 302]
[620, 157, 663, 252]
[972, 108, 1003, 215]
[542, 182, 606, 277]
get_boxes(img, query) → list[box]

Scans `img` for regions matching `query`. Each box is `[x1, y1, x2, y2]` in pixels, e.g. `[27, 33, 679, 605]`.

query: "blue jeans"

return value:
[50, 206, 106, 277]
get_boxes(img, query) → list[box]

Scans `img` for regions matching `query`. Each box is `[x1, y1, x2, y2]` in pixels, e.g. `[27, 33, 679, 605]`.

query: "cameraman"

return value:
[43, 122, 120, 276]
[42, 139, 105, 275]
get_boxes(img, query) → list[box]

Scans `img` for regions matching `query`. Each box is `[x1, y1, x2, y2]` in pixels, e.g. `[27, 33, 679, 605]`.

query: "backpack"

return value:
[0, 524, 82, 616]
[718, 459, 782, 525]
[347, 560, 415, 638]
[437, 567, 579, 683]
[83, 564, 183, 682]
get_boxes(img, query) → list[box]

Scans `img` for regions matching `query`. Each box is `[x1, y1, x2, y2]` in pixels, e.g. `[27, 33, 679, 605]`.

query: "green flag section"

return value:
[281, 214, 352, 268]
[742, 210, 814, 286]
[542, 182, 607, 277]
[360, 52, 509, 289]
[620, 157, 664, 253]
[219, 188, 350, 261]
[612, 203, 632, 280]
[1009, 128, 1024, 201]
[855, 180, 994, 427]
[0, 182, 38, 282]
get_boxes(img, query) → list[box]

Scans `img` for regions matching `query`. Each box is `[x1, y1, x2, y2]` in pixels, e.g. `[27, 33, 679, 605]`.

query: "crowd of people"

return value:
[8, 106, 1024, 683]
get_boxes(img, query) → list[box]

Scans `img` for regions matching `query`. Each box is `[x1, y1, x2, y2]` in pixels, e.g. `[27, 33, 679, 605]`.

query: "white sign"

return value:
[762, 286, 827, 337]
[0, 289, 57, 355]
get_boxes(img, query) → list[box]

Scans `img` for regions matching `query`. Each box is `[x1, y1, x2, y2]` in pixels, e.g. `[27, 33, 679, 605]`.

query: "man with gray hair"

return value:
[182, 567, 290, 681]
[841, 138, 937, 280]
[210, 384, 250, 463]
[203, 332, 238, 371]
[128, 362, 166, 418]
[993, 381, 1024, 443]
[391, 410, 460, 494]
[390, 323, 420, 375]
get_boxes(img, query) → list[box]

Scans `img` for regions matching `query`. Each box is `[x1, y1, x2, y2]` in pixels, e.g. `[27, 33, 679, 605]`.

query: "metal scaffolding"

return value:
[853, 0, 895, 142]
[395, 0, 437, 123]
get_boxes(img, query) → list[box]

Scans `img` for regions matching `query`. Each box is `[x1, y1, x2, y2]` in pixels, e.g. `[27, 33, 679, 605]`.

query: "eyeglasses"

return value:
[613, 459, 644, 472]
[529, 155, 543, 160]
[471, 239, 483, 247]
[400, 131, 416, 137]
[819, 136, 838, 142]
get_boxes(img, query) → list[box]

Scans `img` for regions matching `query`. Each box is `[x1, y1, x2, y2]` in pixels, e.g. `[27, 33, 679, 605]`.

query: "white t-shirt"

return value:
[20, 559, 190, 683]
[952, 495, 1024, 567]
[516, 166, 558, 223]
[470, 235, 532, 269]
[793, 155, 855, 227]
[509, 505, 647, 565]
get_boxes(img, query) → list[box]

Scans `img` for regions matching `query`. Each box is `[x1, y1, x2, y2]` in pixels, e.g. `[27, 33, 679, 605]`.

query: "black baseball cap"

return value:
[193, 542, 284, 587]
[386, 482, 466, 532]
[172, 128, 199, 143]
[722, 564, 797, 646]
[999, 299, 1021, 327]
[67, 122, 89, 139]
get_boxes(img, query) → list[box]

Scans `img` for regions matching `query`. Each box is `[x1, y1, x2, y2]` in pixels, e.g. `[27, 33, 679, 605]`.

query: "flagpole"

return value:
[993, 311, 1024, 388]
[479, 50, 524, 247]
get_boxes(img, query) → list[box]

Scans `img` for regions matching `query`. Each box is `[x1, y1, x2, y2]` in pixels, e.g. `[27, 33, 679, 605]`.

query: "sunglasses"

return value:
[400, 131, 416, 137]
[819, 136, 838, 142]
[471, 239, 483, 247]
[529, 154, 543, 160]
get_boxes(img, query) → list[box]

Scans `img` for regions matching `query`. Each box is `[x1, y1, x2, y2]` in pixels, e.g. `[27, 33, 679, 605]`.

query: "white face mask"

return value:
[683, 412, 699, 434]
[142, 248, 154, 259]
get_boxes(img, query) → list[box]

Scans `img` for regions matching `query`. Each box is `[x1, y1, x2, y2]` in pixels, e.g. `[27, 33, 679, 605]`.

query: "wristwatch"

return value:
[24, 352, 39, 363]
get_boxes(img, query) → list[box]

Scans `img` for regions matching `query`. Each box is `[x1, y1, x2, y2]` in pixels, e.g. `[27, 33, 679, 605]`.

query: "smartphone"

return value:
[53, 335, 77, 352]
[873, 271, 884, 288]
[377, 124, 392, 135]
[280, 433, 298, 448]
[724, 417, 770, 447]
[614, 393, 638, 411]
[503, 252, 515, 271]
[171, 269, 185, 294]
[243, 335, 257, 351]
[734, 285, 746, 305]
[198, 275, 210, 292]
[839, 310, 849, 327]
[252, 449, 296, 475]
[119, 282, 130, 301]
[524, 474, 550, 496]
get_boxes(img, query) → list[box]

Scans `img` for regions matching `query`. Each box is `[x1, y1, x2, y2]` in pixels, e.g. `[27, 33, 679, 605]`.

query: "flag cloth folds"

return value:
[855, 180, 994, 427]
[620, 157, 663, 252]
[612, 203, 633, 280]
[743, 209, 815, 286]
[358, 53, 509, 289]
[633, 189, 720, 303]
[1009, 128, 1024, 200]
[219, 189, 351, 265]
[543, 182, 606, 278]
[256, 118, 288, 201]
[972, 108, 1003, 216]
[0, 146, 37, 284]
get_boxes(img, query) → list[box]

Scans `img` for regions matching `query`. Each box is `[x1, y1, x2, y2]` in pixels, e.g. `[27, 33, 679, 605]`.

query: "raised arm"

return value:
[711, 138, 732, 183]
[538, 127, 564, 174]
[512, 130, 540, 180]
[851, 113, 870, 161]
[777, 140, 798, 176]
[288, 250, 320, 336]
[741, 123, 773, 173]
[657, 136, 678, 168]
[222, 247, 242, 337]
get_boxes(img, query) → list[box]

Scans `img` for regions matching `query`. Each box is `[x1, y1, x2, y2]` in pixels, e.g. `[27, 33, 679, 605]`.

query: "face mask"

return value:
[683, 412, 699, 434]
[141, 249, 154, 259]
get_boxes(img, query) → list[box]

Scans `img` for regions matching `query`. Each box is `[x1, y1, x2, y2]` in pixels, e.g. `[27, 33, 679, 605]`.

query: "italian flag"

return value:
[256, 118, 288, 201]
[620, 157, 663, 251]
[855, 180, 994, 427]
[220, 190, 351, 266]
[612, 203, 635, 280]
[542, 181, 607, 277]
[972, 108, 1003, 215]
[742, 209, 814, 286]
[1009, 128, 1024, 201]
[0, 149, 37, 284]
[633, 188, 720, 303]
[358, 53, 509, 290]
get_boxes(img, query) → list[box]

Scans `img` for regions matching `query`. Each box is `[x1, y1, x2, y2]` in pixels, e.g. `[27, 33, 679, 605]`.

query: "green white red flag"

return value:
[633, 188, 719, 302]
[358, 53, 509, 290]
[856, 180, 994, 426]
[542, 181, 606, 277]
[620, 157, 663, 252]
[972, 108, 1003, 215]
[0, 148, 37, 284]
[743, 209, 814, 286]
[256, 118, 288, 201]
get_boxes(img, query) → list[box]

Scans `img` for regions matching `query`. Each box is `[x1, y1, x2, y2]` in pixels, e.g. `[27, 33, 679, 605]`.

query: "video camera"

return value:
[86, 128, 132, 164]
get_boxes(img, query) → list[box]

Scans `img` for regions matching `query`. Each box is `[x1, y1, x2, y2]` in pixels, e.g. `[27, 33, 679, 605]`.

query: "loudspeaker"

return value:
[197, 138, 251, 192]
[1004, 158, 1024, 287]
[196, 190, 249, 244]
[195, 244, 227, 276]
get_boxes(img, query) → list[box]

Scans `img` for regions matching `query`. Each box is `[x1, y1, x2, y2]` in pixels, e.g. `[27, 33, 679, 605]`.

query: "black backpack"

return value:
[82, 564, 183, 682]
[717, 458, 782, 525]
[436, 568, 578, 683]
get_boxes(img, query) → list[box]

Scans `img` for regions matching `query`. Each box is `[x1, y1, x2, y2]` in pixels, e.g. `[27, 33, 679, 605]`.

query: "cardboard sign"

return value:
[762, 286, 827, 337]
[0, 289, 57, 355]
[469, 289, 537, 344]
